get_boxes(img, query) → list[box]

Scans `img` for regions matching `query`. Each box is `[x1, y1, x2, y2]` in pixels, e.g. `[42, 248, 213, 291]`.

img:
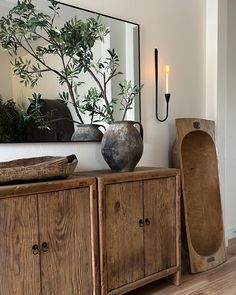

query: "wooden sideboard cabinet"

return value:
[96, 168, 181, 295]
[0, 176, 99, 295]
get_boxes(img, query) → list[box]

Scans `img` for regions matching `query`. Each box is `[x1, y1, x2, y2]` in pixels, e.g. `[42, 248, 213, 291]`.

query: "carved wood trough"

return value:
[0, 155, 77, 184]
[173, 118, 226, 273]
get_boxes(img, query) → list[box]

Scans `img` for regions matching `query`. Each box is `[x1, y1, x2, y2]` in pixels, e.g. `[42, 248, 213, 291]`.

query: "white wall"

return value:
[0, 0, 206, 171]
[225, 0, 236, 239]
[217, 0, 228, 241]
[208, 0, 236, 241]
[206, 0, 218, 121]
[205, 0, 228, 239]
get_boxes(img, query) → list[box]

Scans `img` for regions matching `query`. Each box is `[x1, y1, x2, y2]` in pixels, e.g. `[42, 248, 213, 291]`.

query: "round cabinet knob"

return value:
[139, 219, 144, 227]
[145, 218, 151, 226]
[32, 244, 39, 255]
[41, 242, 49, 252]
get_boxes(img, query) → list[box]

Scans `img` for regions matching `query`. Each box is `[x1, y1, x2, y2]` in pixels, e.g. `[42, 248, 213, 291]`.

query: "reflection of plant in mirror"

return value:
[119, 80, 143, 120]
[0, 0, 109, 125]
[80, 49, 143, 123]
[81, 80, 143, 124]
[0, 0, 142, 127]
[0, 97, 25, 141]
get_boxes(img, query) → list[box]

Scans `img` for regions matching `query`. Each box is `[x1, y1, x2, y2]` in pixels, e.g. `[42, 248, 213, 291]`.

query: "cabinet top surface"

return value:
[0, 175, 95, 199]
[0, 167, 179, 199]
[75, 167, 179, 183]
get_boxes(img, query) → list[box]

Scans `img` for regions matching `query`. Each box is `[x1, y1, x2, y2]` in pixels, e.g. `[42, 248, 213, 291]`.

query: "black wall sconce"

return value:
[155, 48, 171, 122]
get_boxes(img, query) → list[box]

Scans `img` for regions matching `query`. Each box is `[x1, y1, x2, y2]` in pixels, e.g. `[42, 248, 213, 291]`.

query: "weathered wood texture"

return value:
[0, 176, 99, 295]
[0, 196, 41, 295]
[38, 188, 96, 295]
[105, 182, 144, 291]
[0, 156, 77, 184]
[96, 168, 180, 295]
[77, 167, 179, 181]
[173, 118, 226, 273]
[144, 177, 176, 276]
[127, 242, 236, 295]
[0, 175, 93, 199]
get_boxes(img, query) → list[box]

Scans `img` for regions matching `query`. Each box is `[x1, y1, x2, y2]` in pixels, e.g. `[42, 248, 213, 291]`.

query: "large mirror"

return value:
[0, 0, 141, 142]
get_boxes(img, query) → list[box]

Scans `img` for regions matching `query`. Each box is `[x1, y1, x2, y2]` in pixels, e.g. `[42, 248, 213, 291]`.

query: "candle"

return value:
[165, 65, 170, 94]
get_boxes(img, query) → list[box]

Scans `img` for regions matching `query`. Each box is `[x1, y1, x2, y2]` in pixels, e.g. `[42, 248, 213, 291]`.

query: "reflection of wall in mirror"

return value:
[126, 24, 139, 121]
[108, 20, 126, 121]
[0, 0, 111, 126]
[4, 27, 136, 125]
[0, 0, 140, 127]
[0, 51, 13, 100]
[8, 40, 107, 126]
[104, 20, 139, 121]
[62, 8, 140, 122]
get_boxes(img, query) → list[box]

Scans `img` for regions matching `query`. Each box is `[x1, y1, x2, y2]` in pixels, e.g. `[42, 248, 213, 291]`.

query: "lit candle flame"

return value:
[165, 65, 170, 93]
[165, 65, 170, 74]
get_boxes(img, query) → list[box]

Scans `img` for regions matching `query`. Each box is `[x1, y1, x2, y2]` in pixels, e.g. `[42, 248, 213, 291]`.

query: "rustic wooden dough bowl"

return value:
[0, 155, 78, 184]
[173, 118, 226, 273]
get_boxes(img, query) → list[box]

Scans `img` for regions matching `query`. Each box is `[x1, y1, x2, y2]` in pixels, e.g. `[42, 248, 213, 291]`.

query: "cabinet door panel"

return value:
[0, 196, 40, 295]
[38, 188, 94, 295]
[104, 181, 144, 291]
[144, 177, 176, 276]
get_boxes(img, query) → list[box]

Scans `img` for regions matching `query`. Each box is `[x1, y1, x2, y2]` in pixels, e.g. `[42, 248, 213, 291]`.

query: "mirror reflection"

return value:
[0, 0, 140, 142]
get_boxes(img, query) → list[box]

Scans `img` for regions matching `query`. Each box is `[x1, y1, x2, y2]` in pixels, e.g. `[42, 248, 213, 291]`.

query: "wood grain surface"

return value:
[0, 176, 94, 199]
[182, 131, 223, 255]
[104, 181, 144, 292]
[174, 118, 226, 273]
[144, 177, 176, 276]
[77, 167, 179, 184]
[0, 156, 77, 184]
[38, 187, 95, 295]
[127, 245, 236, 295]
[0, 176, 98, 295]
[0, 195, 41, 295]
[97, 168, 181, 295]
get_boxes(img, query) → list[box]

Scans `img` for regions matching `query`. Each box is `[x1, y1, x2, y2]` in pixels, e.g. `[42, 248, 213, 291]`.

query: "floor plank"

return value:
[127, 242, 236, 295]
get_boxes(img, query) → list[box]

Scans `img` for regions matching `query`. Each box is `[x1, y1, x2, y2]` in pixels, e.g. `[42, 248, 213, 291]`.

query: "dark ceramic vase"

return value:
[71, 124, 106, 142]
[101, 121, 143, 172]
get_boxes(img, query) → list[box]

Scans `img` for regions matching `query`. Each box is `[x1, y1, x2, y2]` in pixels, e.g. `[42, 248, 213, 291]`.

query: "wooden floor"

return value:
[127, 239, 236, 295]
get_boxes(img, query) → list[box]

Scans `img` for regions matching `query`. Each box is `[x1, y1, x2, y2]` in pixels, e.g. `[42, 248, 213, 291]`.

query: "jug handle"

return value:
[97, 124, 106, 133]
[133, 121, 143, 140]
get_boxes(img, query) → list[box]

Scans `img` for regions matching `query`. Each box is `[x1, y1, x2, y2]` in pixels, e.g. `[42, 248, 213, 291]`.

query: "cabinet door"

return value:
[144, 177, 176, 276]
[38, 187, 96, 295]
[0, 196, 41, 295]
[102, 181, 144, 292]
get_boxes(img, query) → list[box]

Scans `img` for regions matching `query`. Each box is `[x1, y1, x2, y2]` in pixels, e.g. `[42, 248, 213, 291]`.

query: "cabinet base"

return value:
[105, 266, 181, 295]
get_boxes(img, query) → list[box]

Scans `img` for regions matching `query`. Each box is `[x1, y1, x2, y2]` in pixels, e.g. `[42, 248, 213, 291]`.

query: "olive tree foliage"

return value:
[0, 0, 142, 126]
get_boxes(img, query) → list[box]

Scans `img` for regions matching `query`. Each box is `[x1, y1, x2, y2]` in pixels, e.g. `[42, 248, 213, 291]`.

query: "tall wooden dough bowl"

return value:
[173, 118, 226, 273]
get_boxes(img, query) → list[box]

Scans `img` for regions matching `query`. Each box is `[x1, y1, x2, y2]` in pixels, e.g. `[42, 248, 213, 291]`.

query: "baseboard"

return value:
[227, 237, 236, 252]
[226, 226, 236, 243]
